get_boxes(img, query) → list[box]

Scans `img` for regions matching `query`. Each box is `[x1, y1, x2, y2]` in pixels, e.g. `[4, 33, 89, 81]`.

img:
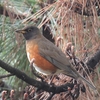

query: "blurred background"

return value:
[0, 0, 100, 99]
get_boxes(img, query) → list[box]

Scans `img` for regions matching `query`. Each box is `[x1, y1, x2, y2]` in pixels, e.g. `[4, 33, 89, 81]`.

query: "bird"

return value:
[15, 25, 96, 90]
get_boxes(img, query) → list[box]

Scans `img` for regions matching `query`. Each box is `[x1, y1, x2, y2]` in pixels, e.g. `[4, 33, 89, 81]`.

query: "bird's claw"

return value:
[29, 58, 35, 67]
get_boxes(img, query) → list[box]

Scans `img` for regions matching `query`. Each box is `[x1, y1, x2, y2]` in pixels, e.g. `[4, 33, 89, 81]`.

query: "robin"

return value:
[16, 25, 96, 89]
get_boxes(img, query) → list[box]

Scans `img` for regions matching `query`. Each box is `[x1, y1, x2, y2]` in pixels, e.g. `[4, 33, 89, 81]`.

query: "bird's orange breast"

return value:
[26, 40, 57, 74]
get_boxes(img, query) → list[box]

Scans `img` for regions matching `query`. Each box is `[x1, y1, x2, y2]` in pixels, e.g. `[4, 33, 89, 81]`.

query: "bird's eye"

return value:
[28, 29, 32, 32]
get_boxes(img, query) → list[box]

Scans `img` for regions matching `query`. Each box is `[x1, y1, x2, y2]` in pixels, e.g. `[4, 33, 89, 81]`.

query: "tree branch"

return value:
[0, 73, 13, 79]
[86, 49, 100, 69]
[0, 49, 100, 94]
[0, 59, 74, 93]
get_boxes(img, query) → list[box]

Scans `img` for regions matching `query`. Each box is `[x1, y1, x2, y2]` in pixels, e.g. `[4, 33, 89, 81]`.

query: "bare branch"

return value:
[86, 49, 100, 70]
[0, 59, 74, 93]
[0, 73, 13, 79]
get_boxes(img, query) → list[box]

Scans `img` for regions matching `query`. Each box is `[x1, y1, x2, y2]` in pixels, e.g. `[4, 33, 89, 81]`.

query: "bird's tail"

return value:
[64, 65, 96, 90]
[67, 69, 96, 90]
[78, 74, 96, 90]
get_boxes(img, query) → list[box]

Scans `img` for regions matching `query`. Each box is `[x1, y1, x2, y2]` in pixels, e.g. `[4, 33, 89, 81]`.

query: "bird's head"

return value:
[15, 25, 41, 40]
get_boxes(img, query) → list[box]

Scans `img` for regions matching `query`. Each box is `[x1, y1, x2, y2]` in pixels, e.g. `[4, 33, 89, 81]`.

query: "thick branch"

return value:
[86, 49, 100, 69]
[0, 49, 100, 93]
[0, 59, 73, 93]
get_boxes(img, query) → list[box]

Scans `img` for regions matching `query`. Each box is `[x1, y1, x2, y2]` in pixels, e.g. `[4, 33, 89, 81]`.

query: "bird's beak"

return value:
[15, 29, 26, 34]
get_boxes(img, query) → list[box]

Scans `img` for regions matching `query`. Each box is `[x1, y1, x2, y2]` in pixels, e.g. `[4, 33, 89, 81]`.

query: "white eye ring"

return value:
[28, 29, 32, 32]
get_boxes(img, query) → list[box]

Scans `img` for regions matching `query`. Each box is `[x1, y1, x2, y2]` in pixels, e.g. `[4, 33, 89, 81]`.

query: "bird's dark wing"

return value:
[38, 36, 82, 79]
[38, 37, 72, 72]
[38, 38, 96, 90]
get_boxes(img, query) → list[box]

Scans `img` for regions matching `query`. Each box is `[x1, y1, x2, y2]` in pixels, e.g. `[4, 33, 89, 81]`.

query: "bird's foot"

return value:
[29, 58, 35, 67]
[29, 58, 44, 82]
[48, 75, 57, 85]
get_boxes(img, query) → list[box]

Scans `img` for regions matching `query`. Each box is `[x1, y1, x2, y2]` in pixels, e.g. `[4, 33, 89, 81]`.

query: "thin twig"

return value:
[47, 93, 55, 100]
[0, 73, 14, 79]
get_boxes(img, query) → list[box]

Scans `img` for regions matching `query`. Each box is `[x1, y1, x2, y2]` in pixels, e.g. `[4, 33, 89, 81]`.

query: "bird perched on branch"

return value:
[16, 25, 96, 90]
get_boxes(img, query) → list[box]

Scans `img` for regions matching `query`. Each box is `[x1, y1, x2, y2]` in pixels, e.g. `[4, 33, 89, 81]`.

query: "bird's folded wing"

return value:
[39, 42, 71, 72]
